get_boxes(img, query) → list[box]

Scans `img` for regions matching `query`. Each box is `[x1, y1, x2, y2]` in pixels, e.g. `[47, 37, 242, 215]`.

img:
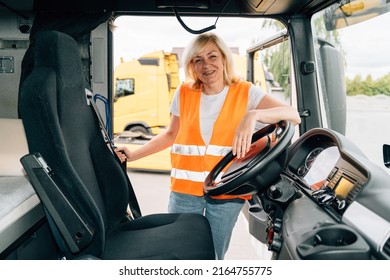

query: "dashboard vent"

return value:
[383, 237, 390, 257]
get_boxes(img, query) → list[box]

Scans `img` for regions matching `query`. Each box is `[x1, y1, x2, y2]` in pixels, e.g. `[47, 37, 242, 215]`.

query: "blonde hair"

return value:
[183, 32, 238, 90]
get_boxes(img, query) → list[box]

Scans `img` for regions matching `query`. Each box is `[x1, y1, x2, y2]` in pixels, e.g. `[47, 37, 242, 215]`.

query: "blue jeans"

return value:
[168, 191, 244, 260]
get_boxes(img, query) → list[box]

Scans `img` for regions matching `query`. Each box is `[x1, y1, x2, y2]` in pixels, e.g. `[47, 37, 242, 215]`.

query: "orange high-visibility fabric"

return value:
[170, 81, 252, 200]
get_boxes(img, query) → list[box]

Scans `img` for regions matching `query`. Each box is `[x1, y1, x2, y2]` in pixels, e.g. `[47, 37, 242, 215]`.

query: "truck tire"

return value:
[128, 125, 149, 134]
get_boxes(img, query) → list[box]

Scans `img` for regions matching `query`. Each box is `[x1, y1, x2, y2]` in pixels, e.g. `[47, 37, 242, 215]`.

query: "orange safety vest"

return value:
[170, 80, 252, 200]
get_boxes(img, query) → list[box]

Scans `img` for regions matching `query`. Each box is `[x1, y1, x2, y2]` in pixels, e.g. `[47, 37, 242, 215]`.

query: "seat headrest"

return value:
[34, 31, 83, 87]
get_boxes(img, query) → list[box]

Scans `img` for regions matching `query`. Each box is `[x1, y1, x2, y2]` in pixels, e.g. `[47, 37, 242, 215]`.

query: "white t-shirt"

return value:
[170, 84, 265, 145]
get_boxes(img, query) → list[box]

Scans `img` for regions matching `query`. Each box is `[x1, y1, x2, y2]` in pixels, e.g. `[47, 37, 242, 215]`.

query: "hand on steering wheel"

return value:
[204, 121, 295, 196]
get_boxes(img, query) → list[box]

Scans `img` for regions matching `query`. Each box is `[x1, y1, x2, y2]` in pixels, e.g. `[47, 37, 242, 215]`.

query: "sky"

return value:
[113, 12, 390, 80]
[338, 12, 390, 79]
[113, 16, 273, 62]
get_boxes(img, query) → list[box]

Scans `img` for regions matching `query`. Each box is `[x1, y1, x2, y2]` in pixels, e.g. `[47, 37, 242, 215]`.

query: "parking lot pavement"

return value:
[127, 170, 272, 260]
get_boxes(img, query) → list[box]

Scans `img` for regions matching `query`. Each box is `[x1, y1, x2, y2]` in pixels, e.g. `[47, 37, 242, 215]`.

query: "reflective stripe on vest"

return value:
[170, 81, 252, 199]
[171, 168, 224, 182]
[171, 144, 232, 157]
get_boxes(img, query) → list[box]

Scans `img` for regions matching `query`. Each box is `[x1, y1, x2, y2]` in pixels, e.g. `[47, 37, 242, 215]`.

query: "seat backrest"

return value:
[19, 31, 131, 257]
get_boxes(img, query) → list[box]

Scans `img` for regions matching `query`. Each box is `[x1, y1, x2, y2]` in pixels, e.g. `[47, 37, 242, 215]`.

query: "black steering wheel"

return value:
[204, 120, 295, 196]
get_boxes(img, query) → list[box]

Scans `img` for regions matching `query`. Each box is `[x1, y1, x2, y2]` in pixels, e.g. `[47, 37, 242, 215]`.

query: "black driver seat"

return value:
[18, 30, 215, 260]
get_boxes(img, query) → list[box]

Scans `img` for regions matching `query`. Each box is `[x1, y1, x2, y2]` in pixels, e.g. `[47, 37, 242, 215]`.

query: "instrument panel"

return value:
[263, 128, 390, 260]
[287, 138, 368, 217]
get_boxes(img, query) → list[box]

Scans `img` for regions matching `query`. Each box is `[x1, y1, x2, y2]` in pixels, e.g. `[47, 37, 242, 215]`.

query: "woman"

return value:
[116, 32, 301, 259]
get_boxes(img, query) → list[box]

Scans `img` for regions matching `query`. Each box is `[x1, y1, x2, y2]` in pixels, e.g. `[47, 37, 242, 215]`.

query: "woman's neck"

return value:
[202, 82, 225, 95]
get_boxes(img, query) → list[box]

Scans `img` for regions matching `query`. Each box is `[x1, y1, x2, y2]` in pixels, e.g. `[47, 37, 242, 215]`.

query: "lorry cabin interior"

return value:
[1, 0, 390, 262]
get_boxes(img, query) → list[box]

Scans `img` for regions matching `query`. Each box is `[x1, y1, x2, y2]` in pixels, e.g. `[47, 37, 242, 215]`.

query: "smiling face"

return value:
[191, 42, 225, 93]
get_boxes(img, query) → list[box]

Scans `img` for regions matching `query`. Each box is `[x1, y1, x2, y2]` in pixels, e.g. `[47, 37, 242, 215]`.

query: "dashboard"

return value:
[248, 127, 390, 260]
[286, 134, 368, 218]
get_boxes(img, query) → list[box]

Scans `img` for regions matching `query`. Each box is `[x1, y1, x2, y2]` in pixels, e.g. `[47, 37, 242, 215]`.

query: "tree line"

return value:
[346, 73, 390, 96]
[259, 19, 390, 98]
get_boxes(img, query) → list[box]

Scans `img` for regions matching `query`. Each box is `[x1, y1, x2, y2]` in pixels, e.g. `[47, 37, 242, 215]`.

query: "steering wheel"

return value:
[204, 120, 295, 196]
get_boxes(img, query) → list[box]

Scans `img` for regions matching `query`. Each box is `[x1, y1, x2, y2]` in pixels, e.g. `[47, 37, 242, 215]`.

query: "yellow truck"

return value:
[113, 50, 179, 172]
[113, 50, 268, 172]
[113, 51, 180, 135]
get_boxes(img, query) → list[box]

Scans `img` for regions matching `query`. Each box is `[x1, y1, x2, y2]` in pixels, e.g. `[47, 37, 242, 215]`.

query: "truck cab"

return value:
[113, 51, 180, 135]
[0, 0, 390, 267]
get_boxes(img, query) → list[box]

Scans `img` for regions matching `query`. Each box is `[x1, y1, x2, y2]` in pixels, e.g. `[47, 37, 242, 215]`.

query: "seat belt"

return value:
[85, 88, 142, 219]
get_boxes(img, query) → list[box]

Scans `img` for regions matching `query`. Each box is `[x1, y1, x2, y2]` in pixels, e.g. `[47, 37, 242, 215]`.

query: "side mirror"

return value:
[317, 38, 346, 135]
[383, 144, 390, 169]
[324, 0, 390, 31]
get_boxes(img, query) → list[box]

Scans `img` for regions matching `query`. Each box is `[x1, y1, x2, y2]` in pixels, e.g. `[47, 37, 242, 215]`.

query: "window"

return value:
[113, 16, 290, 133]
[115, 78, 134, 98]
[312, 1, 390, 174]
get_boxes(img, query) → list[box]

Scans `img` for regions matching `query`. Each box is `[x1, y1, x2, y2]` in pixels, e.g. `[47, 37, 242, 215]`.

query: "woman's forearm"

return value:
[252, 106, 301, 125]
[125, 131, 176, 161]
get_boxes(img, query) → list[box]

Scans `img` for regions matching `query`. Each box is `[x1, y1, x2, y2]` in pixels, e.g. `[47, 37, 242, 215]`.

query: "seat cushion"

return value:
[103, 213, 215, 260]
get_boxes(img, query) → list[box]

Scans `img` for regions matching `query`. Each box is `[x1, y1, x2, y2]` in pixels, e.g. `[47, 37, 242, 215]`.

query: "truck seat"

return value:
[18, 30, 215, 260]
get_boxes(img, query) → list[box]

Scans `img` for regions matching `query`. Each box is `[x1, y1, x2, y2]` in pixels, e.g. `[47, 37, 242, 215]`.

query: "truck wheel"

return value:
[128, 125, 149, 134]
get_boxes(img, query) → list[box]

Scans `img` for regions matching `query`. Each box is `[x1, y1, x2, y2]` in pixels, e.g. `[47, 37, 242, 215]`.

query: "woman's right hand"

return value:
[114, 146, 129, 163]
[232, 110, 257, 159]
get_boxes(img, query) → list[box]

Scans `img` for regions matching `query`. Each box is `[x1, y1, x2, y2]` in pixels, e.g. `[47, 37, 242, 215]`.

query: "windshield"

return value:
[311, 0, 390, 174]
[112, 16, 291, 136]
